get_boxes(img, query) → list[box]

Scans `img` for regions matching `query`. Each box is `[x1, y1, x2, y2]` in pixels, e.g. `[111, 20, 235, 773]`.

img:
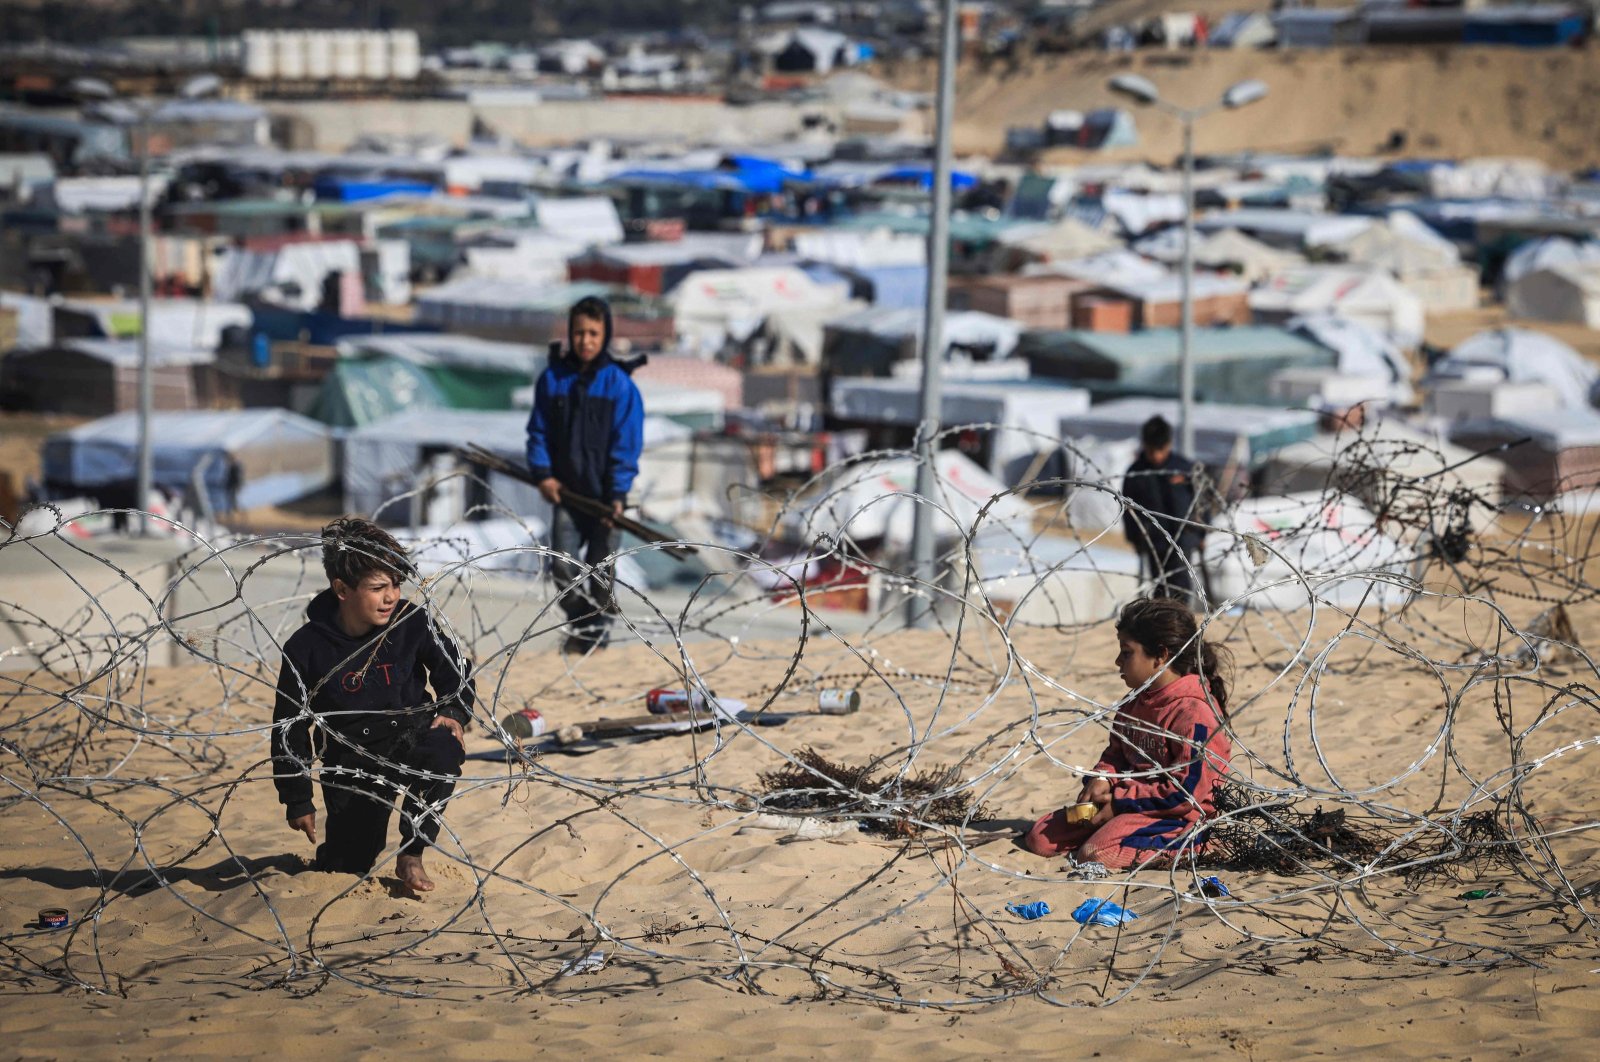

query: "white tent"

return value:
[1506, 262, 1600, 326]
[1255, 419, 1505, 508]
[1501, 236, 1600, 290]
[1287, 312, 1414, 406]
[964, 530, 1141, 627]
[533, 195, 624, 247]
[1332, 212, 1478, 311]
[1425, 328, 1597, 410]
[55, 296, 251, 352]
[212, 240, 363, 311]
[1250, 266, 1425, 345]
[1027, 248, 1169, 287]
[669, 266, 855, 361]
[830, 376, 1090, 485]
[790, 449, 1034, 551]
[1203, 492, 1416, 611]
[1133, 227, 1304, 283]
[992, 218, 1119, 268]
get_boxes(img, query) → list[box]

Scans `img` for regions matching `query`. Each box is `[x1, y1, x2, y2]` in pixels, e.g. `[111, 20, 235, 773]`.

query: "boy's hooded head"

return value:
[320, 517, 414, 634]
[567, 295, 612, 366]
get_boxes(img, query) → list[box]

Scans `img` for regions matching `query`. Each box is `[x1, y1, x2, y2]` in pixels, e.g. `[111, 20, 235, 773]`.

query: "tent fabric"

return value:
[0, 291, 53, 348]
[41, 409, 333, 511]
[1133, 227, 1304, 282]
[55, 297, 251, 352]
[1506, 262, 1600, 326]
[830, 377, 1090, 484]
[1287, 312, 1415, 405]
[1203, 492, 1414, 611]
[54, 338, 214, 368]
[1027, 249, 1169, 288]
[212, 241, 363, 311]
[1257, 419, 1505, 505]
[823, 306, 1022, 375]
[994, 218, 1120, 265]
[1333, 211, 1461, 275]
[1249, 266, 1426, 344]
[669, 267, 854, 360]
[1501, 236, 1600, 288]
[790, 449, 1034, 550]
[533, 195, 624, 246]
[314, 336, 543, 428]
[1425, 328, 1597, 410]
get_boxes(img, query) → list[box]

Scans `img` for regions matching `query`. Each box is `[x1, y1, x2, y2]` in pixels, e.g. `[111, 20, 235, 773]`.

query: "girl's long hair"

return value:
[1116, 597, 1233, 717]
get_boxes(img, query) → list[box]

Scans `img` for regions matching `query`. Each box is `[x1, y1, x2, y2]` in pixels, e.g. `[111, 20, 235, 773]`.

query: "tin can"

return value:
[818, 688, 860, 715]
[38, 908, 68, 929]
[500, 707, 546, 739]
[1064, 802, 1096, 826]
[646, 688, 714, 714]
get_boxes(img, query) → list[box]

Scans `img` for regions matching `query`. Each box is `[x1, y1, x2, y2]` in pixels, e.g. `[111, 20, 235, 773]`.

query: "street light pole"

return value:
[136, 118, 153, 535]
[1106, 75, 1268, 463]
[906, 0, 958, 628]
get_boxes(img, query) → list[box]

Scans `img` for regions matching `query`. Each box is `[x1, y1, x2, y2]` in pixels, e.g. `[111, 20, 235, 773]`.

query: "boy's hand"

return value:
[1078, 777, 1113, 808]
[602, 500, 622, 528]
[431, 715, 465, 747]
[289, 812, 316, 844]
[537, 477, 562, 505]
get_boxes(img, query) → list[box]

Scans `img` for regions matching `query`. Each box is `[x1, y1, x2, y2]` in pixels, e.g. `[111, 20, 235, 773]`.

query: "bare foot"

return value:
[395, 854, 435, 894]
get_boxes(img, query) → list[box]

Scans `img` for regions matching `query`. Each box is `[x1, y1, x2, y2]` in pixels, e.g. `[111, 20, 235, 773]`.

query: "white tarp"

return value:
[338, 332, 543, 377]
[1333, 211, 1461, 275]
[462, 235, 579, 286]
[1502, 236, 1600, 289]
[824, 305, 1023, 363]
[533, 195, 624, 247]
[1426, 327, 1597, 410]
[45, 175, 168, 214]
[1026, 249, 1169, 288]
[1204, 492, 1416, 611]
[1287, 312, 1414, 405]
[56, 297, 250, 352]
[965, 529, 1141, 627]
[0, 290, 54, 348]
[1250, 266, 1425, 345]
[212, 240, 363, 311]
[1133, 227, 1304, 283]
[670, 267, 854, 360]
[792, 228, 925, 268]
[993, 218, 1119, 264]
[1256, 419, 1505, 505]
[791, 449, 1034, 550]
[830, 377, 1090, 484]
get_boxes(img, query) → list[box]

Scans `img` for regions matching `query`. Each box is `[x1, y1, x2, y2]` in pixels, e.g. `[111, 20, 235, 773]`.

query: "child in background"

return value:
[271, 517, 473, 894]
[1023, 597, 1232, 869]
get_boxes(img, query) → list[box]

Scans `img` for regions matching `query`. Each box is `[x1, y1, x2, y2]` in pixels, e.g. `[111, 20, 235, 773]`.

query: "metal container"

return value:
[646, 688, 715, 715]
[38, 908, 69, 929]
[500, 707, 546, 739]
[1064, 802, 1096, 826]
[818, 688, 861, 715]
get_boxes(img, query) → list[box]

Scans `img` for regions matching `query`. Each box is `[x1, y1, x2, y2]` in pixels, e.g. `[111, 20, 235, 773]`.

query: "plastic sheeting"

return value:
[55, 297, 250, 352]
[1501, 236, 1600, 289]
[1061, 398, 1320, 469]
[1287, 312, 1415, 405]
[1249, 266, 1426, 345]
[41, 409, 333, 511]
[1426, 328, 1597, 410]
[212, 241, 363, 311]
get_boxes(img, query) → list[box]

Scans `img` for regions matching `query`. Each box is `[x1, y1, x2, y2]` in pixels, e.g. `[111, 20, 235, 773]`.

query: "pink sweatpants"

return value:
[1023, 807, 1202, 870]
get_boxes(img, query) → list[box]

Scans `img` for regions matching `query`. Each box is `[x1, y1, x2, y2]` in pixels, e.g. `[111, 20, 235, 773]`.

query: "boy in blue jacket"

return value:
[271, 518, 472, 894]
[526, 295, 645, 653]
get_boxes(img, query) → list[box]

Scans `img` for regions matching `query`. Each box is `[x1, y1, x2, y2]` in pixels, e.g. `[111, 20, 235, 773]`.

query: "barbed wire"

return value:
[2, 417, 1597, 1007]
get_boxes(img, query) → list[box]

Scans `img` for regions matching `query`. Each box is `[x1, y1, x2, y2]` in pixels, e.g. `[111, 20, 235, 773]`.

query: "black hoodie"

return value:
[270, 589, 475, 821]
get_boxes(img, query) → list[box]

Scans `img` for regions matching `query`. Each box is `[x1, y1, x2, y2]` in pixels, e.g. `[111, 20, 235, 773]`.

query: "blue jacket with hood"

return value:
[525, 298, 645, 504]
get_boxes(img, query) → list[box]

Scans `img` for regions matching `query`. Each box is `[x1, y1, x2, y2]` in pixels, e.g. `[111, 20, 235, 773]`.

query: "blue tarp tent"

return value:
[42, 409, 335, 511]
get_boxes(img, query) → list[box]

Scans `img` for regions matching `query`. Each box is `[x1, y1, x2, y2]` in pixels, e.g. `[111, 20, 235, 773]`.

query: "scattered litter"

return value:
[1072, 898, 1139, 927]
[1199, 875, 1230, 898]
[37, 907, 69, 929]
[558, 949, 607, 976]
[1005, 900, 1051, 921]
[737, 813, 862, 840]
[1067, 858, 1110, 880]
[1458, 886, 1502, 900]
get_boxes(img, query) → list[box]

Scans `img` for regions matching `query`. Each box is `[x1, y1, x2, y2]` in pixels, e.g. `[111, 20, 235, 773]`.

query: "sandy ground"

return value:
[890, 45, 1600, 168]
[3, 517, 1598, 1059]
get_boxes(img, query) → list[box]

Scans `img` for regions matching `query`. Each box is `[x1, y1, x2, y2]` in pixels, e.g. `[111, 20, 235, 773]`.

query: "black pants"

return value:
[549, 504, 619, 638]
[315, 726, 466, 875]
[1142, 545, 1196, 606]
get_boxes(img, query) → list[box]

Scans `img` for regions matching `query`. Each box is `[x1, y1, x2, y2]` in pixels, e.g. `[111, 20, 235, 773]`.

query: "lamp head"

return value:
[1107, 74, 1160, 106]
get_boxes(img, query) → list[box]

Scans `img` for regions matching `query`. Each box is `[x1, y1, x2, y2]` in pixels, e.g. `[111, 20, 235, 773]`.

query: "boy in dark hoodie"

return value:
[271, 517, 472, 894]
[526, 295, 645, 653]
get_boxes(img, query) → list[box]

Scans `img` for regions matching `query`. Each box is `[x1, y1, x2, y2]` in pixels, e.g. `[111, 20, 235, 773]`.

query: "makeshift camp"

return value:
[789, 449, 1034, 552]
[1449, 409, 1600, 500]
[532, 195, 624, 247]
[411, 278, 674, 346]
[946, 274, 1087, 331]
[670, 266, 855, 362]
[1329, 212, 1478, 311]
[823, 307, 1022, 377]
[1018, 326, 1334, 407]
[41, 409, 334, 512]
[212, 240, 364, 311]
[1059, 397, 1320, 470]
[989, 218, 1119, 271]
[1500, 236, 1600, 290]
[829, 376, 1090, 485]
[0, 339, 212, 415]
[1204, 492, 1415, 611]
[1506, 262, 1600, 326]
[1250, 267, 1425, 345]
[52, 297, 251, 352]
[1197, 209, 1371, 251]
[1424, 328, 1596, 411]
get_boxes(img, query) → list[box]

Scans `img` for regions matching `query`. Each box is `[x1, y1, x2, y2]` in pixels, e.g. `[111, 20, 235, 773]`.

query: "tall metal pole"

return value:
[906, 0, 958, 628]
[136, 116, 154, 536]
[1178, 117, 1195, 461]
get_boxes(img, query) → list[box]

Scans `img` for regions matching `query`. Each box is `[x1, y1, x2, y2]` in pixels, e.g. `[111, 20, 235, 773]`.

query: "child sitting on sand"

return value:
[271, 517, 473, 894]
[1023, 597, 1232, 870]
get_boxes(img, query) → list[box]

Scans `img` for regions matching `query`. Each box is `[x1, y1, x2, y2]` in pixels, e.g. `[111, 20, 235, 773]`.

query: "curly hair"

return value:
[320, 516, 413, 588]
[1116, 596, 1233, 715]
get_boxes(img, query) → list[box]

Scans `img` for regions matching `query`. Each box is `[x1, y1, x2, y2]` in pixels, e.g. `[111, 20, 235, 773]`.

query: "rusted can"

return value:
[818, 688, 861, 715]
[500, 707, 546, 739]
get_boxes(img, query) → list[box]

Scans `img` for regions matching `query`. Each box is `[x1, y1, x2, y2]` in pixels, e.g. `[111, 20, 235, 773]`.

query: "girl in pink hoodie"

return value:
[1024, 597, 1232, 870]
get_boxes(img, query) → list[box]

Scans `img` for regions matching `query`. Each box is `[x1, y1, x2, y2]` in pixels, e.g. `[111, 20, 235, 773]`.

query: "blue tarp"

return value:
[1463, 10, 1587, 46]
[722, 154, 812, 193]
[313, 176, 436, 202]
[876, 166, 979, 191]
[251, 305, 429, 346]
